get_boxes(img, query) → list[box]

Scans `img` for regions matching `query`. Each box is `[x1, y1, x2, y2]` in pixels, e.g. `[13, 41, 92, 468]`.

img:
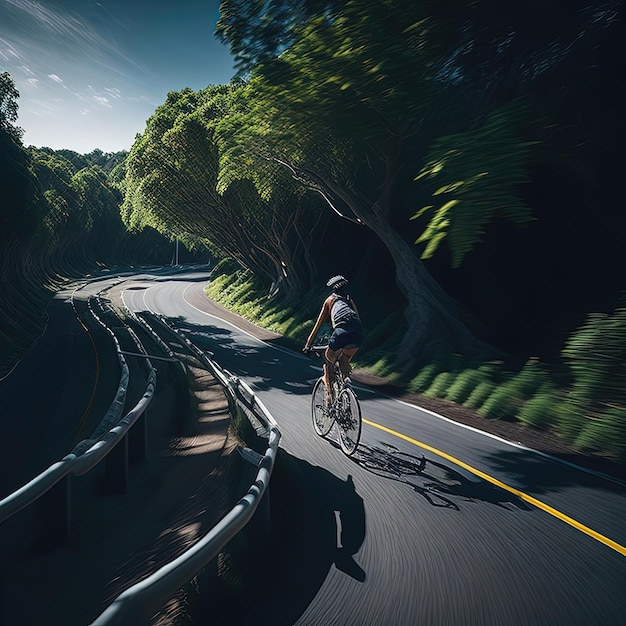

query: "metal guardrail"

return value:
[0, 369, 156, 526]
[0, 292, 154, 532]
[1, 283, 282, 626]
[90, 318, 282, 626]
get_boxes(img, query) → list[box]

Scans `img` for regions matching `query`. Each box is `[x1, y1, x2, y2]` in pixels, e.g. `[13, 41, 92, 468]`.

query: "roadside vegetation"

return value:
[0, 71, 182, 373]
[1, 1, 624, 464]
[206, 262, 626, 464]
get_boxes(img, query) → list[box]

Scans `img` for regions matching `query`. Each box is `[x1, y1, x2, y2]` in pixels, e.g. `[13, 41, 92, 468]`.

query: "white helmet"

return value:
[326, 275, 348, 291]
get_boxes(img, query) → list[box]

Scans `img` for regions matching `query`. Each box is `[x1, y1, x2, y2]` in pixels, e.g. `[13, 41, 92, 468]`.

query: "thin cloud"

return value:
[0, 35, 22, 62]
[104, 87, 122, 99]
[4, 0, 235, 151]
[6, 0, 110, 53]
[2, 0, 151, 78]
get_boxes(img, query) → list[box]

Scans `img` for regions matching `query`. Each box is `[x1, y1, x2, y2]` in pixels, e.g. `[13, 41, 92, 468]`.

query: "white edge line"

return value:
[379, 396, 626, 488]
[181, 283, 626, 488]
[181, 283, 303, 359]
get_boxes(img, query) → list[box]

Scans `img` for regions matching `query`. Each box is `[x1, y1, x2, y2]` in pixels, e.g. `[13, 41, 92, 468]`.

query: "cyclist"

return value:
[304, 275, 363, 401]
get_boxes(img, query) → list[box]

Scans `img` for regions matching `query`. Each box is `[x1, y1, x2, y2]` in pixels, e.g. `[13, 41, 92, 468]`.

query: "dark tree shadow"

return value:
[156, 314, 319, 397]
[196, 449, 367, 626]
[483, 449, 626, 496]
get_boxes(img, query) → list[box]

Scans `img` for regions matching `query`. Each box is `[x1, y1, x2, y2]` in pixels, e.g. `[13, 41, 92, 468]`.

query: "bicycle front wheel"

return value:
[311, 378, 334, 437]
[337, 388, 362, 456]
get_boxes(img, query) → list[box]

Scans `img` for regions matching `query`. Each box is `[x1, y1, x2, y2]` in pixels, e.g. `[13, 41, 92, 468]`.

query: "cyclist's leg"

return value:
[339, 346, 358, 378]
[324, 345, 342, 401]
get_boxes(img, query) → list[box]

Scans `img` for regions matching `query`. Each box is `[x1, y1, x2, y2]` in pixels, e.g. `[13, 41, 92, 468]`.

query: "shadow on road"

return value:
[353, 441, 531, 511]
[196, 449, 367, 625]
[484, 448, 626, 495]
[167, 317, 315, 397]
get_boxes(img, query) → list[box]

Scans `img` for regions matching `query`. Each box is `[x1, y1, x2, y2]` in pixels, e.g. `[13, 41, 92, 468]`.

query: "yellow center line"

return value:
[362, 418, 626, 557]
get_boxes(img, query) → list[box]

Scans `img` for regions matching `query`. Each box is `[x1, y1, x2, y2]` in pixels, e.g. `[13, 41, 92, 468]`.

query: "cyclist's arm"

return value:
[304, 297, 332, 349]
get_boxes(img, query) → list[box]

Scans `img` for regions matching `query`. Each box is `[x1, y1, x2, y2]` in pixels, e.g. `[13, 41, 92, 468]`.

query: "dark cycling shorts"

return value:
[329, 319, 363, 352]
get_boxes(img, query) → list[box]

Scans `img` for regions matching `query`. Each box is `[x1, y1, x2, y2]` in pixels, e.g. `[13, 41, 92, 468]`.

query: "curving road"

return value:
[122, 269, 626, 626]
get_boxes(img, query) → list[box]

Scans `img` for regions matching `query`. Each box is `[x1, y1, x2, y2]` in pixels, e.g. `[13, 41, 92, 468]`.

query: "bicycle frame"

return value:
[307, 342, 362, 456]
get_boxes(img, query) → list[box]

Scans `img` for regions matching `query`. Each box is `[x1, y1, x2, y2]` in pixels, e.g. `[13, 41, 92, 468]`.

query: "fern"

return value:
[413, 100, 535, 267]
[424, 371, 454, 398]
[518, 386, 559, 429]
[445, 368, 485, 404]
[464, 381, 495, 409]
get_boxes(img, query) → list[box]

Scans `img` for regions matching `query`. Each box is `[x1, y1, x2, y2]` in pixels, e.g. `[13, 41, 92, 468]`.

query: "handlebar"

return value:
[304, 333, 330, 357]
[303, 344, 328, 358]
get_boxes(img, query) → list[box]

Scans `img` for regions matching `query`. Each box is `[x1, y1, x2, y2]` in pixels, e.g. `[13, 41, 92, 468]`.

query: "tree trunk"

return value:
[281, 159, 497, 372]
[360, 204, 491, 369]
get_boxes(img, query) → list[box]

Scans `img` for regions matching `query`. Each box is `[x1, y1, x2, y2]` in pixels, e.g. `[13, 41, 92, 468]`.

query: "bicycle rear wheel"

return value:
[311, 378, 334, 437]
[337, 388, 361, 456]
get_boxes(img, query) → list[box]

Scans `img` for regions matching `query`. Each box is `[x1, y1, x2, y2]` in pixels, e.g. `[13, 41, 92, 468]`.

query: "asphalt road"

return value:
[120, 269, 626, 626]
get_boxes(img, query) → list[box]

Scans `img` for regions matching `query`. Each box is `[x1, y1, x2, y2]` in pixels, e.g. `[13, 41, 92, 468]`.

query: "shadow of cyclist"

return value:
[213, 449, 367, 625]
[333, 474, 366, 581]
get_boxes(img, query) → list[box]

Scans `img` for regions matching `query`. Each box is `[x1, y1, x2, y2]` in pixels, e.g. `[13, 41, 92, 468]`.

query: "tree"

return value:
[216, 1, 534, 367]
[215, 0, 620, 368]
[216, 0, 345, 77]
[121, 85, 325, 294]
[0, 71, 22, 141]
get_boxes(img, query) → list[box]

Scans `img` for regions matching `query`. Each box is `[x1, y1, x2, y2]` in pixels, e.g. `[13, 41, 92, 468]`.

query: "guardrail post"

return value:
[254, 487, 271, 546]
[1, 570, 5, 626]
[129, 408, 148, 463]
[38, 474, 71, 547]
[105, 436, 129, 494]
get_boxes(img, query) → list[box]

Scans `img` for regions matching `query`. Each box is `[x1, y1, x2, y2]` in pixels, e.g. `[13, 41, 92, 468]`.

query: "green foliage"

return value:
[368, 357, 397, 379]
[478, 383, 521, 420]
[574, 407, 626, 463]
[511, 357, 552, 396]
[413, 100, 535, 267]
[555, 393, 589, 445]
[445, 369, 486, 404]
[0, 71, 22, 140]
[464, 381, 495, 410]
[0, 137, 178, 375]
[424, 371, 455, 398]
[517, 386, 559, 429]
[552, 305, 626, 458]
[122, 84, 324, 297]
[206, 264, 308, 340]
[562, 306, 626, 408]
[408, 364, 442, 394]
[476, 357, 553, 420]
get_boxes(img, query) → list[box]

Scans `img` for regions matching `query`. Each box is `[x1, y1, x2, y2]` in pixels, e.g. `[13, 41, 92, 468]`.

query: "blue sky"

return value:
[0, 0, 235, 153]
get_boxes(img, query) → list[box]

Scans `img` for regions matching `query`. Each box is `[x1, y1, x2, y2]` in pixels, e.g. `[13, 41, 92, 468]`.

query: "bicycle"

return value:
[304, 340, 362, 456]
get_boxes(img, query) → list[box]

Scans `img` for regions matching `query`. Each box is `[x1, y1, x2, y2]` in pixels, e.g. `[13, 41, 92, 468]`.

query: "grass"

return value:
[445, 368, 487, 404]
[574, 406, 626, 463]
[204, 261, 626, 465]
[517, 386, 560, 429]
